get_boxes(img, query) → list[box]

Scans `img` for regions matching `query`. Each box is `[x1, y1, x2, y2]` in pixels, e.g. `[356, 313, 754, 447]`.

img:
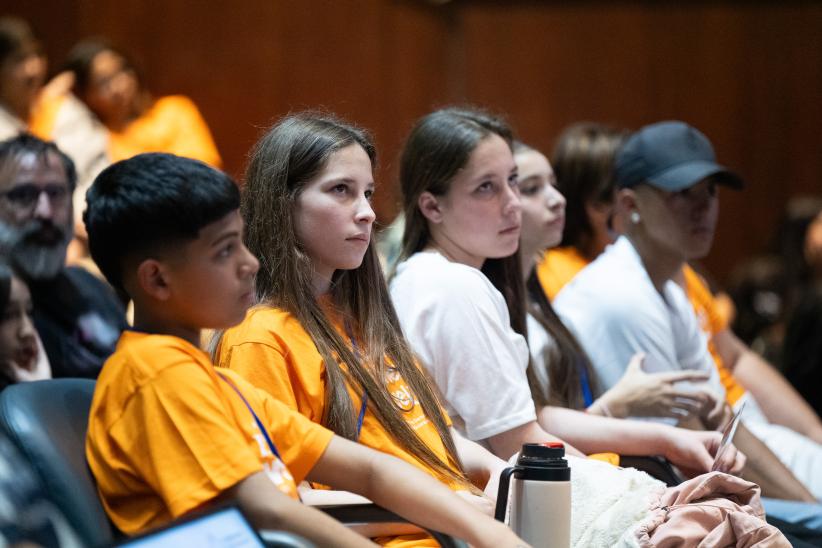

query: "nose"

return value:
[32, 190, 54, 220]
[23, 54, 46, 82]
[502, 183, 522, 216]
[240, 246, 260, 277]
[355, 196, 376, 225]
[546, 184, 566, 211]
[18, 312, 35, 340]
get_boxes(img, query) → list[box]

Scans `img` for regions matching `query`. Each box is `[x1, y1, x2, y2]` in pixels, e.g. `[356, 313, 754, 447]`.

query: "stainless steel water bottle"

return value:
[494, 442, 572, 547]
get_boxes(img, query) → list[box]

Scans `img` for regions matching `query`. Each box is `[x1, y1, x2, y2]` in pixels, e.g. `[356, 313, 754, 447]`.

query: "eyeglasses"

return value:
[1, 183, 69, 212]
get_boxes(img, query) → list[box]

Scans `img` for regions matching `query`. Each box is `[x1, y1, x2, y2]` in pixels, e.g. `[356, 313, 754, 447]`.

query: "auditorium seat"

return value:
[0, 379, 465, 547]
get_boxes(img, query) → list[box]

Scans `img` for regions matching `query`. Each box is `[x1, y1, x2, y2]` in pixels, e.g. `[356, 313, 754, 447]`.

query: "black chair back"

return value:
[0, 379, 114, 547]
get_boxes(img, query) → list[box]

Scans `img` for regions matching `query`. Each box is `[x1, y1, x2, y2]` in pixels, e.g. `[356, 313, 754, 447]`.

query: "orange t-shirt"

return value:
[536, 246, 589, 300]
[217, 306, 463, 547]
[108, 95, 221, 168]
[682, 266, 746, 406]
[86, 331, 333, 535]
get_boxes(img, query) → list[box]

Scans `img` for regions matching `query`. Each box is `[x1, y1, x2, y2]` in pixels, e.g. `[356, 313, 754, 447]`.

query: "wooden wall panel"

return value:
[2, 0, 821, 281]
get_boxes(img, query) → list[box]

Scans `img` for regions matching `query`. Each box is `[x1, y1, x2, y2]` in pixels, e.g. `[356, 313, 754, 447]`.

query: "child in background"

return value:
[83, 152, 525, 547]
[0, 262, 50, 388]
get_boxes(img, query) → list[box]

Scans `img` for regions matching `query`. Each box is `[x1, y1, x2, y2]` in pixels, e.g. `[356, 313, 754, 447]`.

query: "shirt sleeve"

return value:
[107, 362, 263, 519]
[257, 389, 335, 484]
[221, 341, 301, 410]
[401, 270, 537, 442]
[163, 96, 222, 168]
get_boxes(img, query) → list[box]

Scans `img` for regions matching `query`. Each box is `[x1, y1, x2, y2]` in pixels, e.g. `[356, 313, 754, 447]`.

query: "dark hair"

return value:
[0, 262, 12, 317]
[526, 270, 601, 408]
[397, 106, 527, 339]
[211, 112, 472, 490]
[64, 38, 142, 99]
[0, 133, 77, 191]
[84, 153, 239, 297]
[551, 123, 627, 252]
[0, 17, 38, 68]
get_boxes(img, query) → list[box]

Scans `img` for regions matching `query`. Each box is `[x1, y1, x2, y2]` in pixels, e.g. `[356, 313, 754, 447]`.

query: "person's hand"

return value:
[662, 428, 746, 478]
[698, 391, 730, 431]
[594, 353, 713, 420]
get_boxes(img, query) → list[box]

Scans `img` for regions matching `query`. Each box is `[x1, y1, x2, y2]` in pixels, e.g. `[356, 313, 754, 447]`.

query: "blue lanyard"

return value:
[578, 358, 594, 408]
[218, 372, 281, 459]
[344, 322, 368, 441]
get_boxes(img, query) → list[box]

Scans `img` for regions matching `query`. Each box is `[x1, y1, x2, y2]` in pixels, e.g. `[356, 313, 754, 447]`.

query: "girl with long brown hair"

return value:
[389, 107, 743, 476]
[213, 112, 514, 546]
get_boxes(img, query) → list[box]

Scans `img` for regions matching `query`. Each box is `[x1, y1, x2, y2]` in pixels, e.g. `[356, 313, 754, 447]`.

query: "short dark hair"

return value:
[84, 153, 239, 296]
[0, 17, 38, 68]
[64, 38, 142, 99]
[0, 133, 77, 191]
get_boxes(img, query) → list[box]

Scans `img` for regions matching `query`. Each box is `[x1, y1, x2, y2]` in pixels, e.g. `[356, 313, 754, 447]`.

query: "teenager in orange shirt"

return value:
[83, 152, 526, 547]
[213, 113, 514, 547]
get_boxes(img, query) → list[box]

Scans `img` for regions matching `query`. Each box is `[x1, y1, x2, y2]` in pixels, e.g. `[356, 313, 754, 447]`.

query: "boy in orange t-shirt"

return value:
[83, 153, 524, 547]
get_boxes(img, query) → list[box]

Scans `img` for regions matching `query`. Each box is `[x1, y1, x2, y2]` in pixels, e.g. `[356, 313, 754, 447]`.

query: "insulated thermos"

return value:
[495, 442, 572, 547]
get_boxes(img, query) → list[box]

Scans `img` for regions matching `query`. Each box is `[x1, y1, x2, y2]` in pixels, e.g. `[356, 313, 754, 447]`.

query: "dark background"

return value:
[4, 0, 821, 283]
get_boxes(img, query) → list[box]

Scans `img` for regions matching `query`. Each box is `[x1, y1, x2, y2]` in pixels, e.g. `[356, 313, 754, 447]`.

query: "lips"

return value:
[346, 233, 370, 244]
[499, 225, 521, 235]
[15, 343, 37, 369]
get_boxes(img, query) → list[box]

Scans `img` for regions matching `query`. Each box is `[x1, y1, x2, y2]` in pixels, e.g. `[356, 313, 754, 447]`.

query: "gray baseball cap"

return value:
[614, 121, 744, 191]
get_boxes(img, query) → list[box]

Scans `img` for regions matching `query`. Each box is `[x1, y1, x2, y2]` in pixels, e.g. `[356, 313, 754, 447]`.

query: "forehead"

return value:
[91, 51, 126, 78]
[462, 134, 514, 175]
[515, 149, 552, 178]
[0, 151, 68, 189]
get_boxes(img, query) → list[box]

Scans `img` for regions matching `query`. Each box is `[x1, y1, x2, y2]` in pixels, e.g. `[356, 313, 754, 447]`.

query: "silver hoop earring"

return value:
[630, 211, 641, 224]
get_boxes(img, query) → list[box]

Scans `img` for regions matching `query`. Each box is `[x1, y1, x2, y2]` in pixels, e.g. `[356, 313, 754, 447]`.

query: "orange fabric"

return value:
[108, 95, 221, 167]
[217, 306, 463, 547]
[28, 93, 64, 138]
[87, 331, 333, 535]
[536, 246, 589, 300]
[682, 266, 746, 406]
[587, 452, 621, 466]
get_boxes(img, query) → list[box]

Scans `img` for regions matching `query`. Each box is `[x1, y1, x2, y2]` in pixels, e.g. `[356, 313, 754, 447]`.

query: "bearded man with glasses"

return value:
[0, 134, 125, 378]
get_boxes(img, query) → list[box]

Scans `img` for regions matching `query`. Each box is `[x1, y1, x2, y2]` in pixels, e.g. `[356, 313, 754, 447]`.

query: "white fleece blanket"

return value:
[508, 455, 666, 547]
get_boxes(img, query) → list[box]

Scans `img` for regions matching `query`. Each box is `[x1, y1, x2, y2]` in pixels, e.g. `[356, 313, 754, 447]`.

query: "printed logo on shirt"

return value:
[249, 420, 298, 499]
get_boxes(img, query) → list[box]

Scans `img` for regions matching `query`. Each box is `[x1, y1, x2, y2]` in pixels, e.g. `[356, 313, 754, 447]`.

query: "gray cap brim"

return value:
[647, 160, 745, 192]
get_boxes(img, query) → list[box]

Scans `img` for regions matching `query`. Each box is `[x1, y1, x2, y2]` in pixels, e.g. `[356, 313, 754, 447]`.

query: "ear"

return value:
[615, 188, 638, 216]
[136, 259, 172, 301]
[614, 188, 640, 228]
[418, 191, 444, 224]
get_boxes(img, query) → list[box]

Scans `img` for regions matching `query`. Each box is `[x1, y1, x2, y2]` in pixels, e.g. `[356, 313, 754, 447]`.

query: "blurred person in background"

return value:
[65, 39, 221, 169]
[782, 203, 822, 417]
[0, 261, 50, 389]
[0, 134, 125, 378]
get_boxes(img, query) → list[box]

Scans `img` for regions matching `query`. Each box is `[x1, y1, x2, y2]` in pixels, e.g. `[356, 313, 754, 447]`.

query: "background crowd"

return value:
[0, 6, 821, 547]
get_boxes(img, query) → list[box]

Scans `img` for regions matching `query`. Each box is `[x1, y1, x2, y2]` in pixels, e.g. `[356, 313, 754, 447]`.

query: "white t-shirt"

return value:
[553, 237, 724, 408]
[390, 251, 537, 442]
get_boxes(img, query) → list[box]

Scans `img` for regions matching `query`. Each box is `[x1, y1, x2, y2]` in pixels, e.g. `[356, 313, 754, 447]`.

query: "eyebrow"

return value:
[210, 230, 240, 248]
[323, 176, 376, 188]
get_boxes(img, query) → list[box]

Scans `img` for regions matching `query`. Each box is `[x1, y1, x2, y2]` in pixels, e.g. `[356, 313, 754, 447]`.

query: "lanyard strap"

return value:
[577, 358, 594, 408]
[218, 372, 281, 459]
[344, 321, 368, 441]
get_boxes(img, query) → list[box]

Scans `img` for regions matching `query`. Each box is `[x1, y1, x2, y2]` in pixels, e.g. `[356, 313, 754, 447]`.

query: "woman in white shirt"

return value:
[389, 107, 742, 476]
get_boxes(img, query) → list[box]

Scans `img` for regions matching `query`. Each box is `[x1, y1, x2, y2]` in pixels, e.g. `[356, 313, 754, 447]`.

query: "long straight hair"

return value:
[525, 270, 600, 408]
[213, 112, 470, 488]
[552, 123, 627, 254]
[396, 107, 528, 340]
